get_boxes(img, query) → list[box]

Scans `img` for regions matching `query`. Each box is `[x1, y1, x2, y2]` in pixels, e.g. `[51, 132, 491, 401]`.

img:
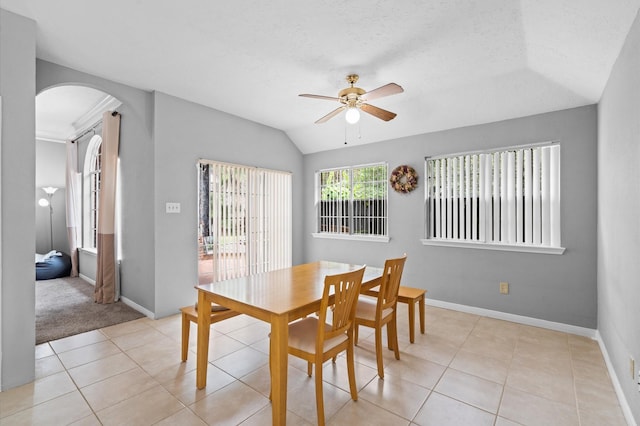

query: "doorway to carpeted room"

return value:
[35, 276, 145, 344]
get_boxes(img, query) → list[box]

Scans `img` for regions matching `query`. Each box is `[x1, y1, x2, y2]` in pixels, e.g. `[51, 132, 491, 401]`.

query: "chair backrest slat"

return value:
[317, 266, 365, 345]
[376, 254, 407, 313]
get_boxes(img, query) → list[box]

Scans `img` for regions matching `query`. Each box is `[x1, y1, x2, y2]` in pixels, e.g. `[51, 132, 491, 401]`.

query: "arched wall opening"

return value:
[35, 84, 122, 342]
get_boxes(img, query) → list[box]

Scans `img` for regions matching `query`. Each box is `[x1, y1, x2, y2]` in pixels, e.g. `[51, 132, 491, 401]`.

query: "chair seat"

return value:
[362, 286, 427, 343]
[353, 254, 407, 379]
[179, 304, 240, 362]
[288, 317, 348, 354]
[355, 295, 393, 322]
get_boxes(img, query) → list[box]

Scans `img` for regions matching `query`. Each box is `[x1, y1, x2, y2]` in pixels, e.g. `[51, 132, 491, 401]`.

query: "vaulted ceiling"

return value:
[4, 0, 639, 153]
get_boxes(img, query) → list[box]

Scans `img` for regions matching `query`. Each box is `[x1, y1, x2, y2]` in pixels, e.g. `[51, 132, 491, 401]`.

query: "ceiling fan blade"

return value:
[315, 106, 346, 124]
[361, 103, 397, 121]
[299, 94, 341, 101]
[362, 83, 404, 101]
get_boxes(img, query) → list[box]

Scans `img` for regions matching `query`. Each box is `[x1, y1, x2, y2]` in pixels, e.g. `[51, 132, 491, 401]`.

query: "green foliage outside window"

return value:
[320, 164, 387, 200]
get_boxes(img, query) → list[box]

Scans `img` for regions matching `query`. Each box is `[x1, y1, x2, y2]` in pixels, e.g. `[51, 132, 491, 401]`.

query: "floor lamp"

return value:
[39, 186, 59, 251]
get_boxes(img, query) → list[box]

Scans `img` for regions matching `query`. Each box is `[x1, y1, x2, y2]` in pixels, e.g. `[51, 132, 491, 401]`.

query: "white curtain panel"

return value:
[65, 140, 81, 277]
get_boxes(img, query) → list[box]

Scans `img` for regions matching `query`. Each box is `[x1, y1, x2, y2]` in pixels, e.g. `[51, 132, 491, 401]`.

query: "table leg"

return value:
[181, 311, 189, 362]
[419, 294, 425, 335]
[196, 291, 211, 389]
[270, 314, 289, 425]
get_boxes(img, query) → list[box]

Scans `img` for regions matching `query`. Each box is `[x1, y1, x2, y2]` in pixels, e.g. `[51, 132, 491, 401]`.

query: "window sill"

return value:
[79, 247, 98, 255]
[420, 238, 565, 255]
[312, 233, 390, 243]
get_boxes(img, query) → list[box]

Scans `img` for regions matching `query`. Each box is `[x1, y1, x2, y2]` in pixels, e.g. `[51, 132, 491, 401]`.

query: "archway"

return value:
[35, 85, 123, 344]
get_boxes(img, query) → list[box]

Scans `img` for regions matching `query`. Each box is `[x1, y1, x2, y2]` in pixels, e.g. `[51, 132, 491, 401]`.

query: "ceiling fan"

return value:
[299, 74, 404, 124]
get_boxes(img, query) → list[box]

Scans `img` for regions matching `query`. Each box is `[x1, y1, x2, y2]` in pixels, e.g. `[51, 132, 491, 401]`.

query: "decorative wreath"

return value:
[390, 165, 418, 193]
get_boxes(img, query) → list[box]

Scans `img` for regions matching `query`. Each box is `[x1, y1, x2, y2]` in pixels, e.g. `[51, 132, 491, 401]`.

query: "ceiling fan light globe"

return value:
[345, 107, 360, 124]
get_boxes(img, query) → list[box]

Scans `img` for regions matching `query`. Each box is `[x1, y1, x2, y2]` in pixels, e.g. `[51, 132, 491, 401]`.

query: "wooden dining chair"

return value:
[272, 266, 365, 426]
[179, 303, 239, 362]
[354, 254, 407, 379]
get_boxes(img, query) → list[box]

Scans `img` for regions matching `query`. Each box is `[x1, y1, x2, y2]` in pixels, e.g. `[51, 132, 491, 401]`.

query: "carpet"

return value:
[36, 276, 145, 345]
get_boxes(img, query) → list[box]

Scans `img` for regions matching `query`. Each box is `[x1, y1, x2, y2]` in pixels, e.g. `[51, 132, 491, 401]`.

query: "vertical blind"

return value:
[426, 143, 561, 247]
[198, 160, 292, 282]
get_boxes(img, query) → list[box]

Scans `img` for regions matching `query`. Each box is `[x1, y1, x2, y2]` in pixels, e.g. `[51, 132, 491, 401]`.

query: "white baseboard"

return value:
[595, 331, 638, 426]
[79, 273, 95, 285]
[425, 298, 597, 338]
[121, 296, 155, 319]
[78, 274, 152, 320]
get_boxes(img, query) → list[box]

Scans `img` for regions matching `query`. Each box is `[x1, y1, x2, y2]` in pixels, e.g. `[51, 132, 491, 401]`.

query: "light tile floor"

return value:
[0, 304, 628, 425]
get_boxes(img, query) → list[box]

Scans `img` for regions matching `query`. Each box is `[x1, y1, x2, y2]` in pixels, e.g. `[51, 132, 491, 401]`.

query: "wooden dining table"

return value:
[195, 261, 383, 426]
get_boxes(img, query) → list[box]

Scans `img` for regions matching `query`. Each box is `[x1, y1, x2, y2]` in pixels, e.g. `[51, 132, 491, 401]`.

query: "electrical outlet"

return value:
[166, 202, 181, 214]
[499, 282, 509, 294]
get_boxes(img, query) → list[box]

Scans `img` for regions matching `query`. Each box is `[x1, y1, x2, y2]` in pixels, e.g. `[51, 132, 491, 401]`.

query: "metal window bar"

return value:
[317, 163, 388, 236]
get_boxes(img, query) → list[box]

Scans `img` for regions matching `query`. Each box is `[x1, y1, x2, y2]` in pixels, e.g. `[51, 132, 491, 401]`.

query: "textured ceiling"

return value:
[3, 0, 639, 153]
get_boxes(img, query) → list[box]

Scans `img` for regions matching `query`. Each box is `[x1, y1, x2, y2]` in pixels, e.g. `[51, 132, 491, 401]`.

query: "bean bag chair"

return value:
[36, 251, 72, 280]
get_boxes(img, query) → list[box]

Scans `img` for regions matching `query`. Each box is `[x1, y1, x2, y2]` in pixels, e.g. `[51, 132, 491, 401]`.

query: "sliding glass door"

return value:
[197, 160, 292, 284]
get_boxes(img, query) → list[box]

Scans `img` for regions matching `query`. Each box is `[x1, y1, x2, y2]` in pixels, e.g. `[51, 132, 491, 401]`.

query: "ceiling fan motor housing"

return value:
[338, 87, 365, 108]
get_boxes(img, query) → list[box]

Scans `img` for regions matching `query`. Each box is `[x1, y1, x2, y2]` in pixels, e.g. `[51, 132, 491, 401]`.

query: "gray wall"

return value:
[304, 105, 598, 329]
[35, 140, 68, 254]
[598, 7, 640, 422]
[35, 65, 306, 320]
[152, 92, 304, 317]
[0, 9, 36, 390]
[78, 249, 97, 282]
[37, 60, 157, 313]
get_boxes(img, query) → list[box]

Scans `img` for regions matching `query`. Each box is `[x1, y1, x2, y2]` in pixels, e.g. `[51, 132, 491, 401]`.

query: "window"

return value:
[314, 163, 388, 241]
[83, 134, 103, 250]
[197, 160, 292, 282]
[423, 143, 564, 254]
